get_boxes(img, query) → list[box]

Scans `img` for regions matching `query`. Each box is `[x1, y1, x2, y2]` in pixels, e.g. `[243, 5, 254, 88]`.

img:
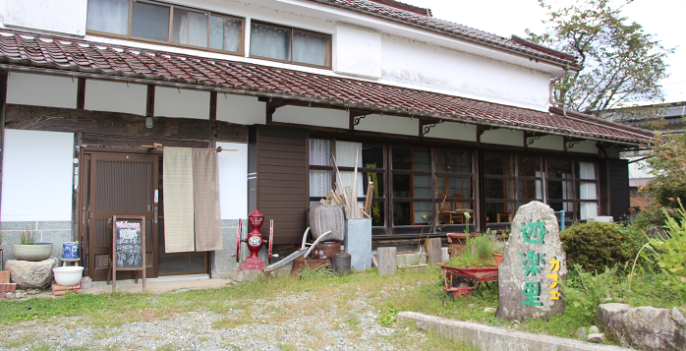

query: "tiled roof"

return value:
[305, 0, 581, 69]
[0, 30, 652, 144]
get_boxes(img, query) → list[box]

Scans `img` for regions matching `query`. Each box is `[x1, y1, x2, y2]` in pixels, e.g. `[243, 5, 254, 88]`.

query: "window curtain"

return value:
[173, 9, 208, 47]
[87, 0, 129, 35]
[210, 16, 241, 52]
[309, 170, 330, 198]
[309, 139, 330, 165]
[293, 31, 327, 66]
[163, 147, 223, 253]
[579, 162, 598, 219]
[250, 23, 291, 61]
[535, 171, 543, 200]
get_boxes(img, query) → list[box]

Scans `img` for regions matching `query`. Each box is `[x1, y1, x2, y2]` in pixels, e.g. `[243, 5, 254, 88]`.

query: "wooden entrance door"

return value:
[79, 151, 160, 281]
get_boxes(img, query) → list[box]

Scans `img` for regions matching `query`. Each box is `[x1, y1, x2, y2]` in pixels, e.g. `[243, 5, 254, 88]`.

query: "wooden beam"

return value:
[209, 91, 217, 121]
[4, 104, 248, 143]
[76, 78, 86, 110]
[0, 72, 7, 222]
[146, 85, 155, 117]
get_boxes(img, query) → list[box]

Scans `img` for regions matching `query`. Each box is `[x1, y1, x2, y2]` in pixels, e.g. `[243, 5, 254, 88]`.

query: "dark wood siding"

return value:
[250, 127, 308, 245]
[608, 158, 630, 221]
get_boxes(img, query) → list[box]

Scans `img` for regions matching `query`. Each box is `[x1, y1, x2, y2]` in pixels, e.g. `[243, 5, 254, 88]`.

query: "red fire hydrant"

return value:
[236, 210, 273, 270]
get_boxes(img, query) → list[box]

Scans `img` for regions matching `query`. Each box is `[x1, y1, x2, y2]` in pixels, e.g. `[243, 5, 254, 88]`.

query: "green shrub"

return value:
[560, 221, 646, 274]
[647, 200, 686, 291]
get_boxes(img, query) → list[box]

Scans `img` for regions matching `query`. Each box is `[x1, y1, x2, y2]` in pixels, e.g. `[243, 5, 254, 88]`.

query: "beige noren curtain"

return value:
[163, 147, 223, 253]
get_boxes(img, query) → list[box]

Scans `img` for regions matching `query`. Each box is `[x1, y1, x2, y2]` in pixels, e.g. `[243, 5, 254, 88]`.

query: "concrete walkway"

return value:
[88, 275, 233, 294]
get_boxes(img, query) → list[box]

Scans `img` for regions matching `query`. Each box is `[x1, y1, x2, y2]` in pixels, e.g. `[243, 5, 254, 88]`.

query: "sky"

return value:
[400, 0, 686, 105]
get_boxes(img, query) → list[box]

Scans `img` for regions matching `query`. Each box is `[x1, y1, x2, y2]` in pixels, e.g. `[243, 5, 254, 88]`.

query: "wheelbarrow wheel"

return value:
[447, 277, 474, 300]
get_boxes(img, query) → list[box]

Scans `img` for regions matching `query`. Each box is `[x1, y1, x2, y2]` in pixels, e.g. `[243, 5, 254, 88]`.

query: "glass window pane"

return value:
[548, 180, 573, 200]
[436, 176, 472, 198]
[578, 182, 597, 200]
[131, 1, 170, 41]
[437, 202, 473, 225]
[436, 149, 470, 173]
[484, 152, 513, 176]
[250, 23, 291, 61]
[580, 202, 598, 219]
[484, 179, 514, 199]
[548, 158, 573, 179]
[209, 16, 241, 52]
[362, 172, 384, 198]
[485, 203, 515, 223]
[309, 170, 330, 198]
[392, 147, 430, 171]
[518, 155, 541, 177]
[172, 9, 208, 47]
[369, 201, 385, 227]
[335, 141, 362, 167]
[293, 30, 329, 66]
[309, 139, 330, 166]
[393, 202, 431, 226]
[361, 144, 383, 169]
[577, 161, 596, 180]
[393, 174, 431, 199]
[338, 171, 365, 197]
[519, 180, 542, 200]
[87, 0, 129, 35]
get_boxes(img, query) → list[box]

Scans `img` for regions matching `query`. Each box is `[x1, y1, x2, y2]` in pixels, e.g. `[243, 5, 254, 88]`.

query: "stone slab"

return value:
[0, 221, 37, 231]
[343, 218, 371, 271]
[398, 311, 634, 351]
[36, 221, 72, 230]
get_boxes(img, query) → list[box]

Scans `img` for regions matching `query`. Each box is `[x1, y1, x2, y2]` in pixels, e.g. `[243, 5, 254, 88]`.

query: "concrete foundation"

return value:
[343, 218, 371, 271]
[1, 221, 73, 267]
[398, 311, 633, 351]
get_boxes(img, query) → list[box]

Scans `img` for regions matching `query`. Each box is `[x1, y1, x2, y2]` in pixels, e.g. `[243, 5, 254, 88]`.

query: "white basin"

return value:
[53, 266, 84, 286]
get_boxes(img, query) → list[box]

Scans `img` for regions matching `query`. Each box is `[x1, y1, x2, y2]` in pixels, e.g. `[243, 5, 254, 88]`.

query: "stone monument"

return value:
[496, 201, 567, 321]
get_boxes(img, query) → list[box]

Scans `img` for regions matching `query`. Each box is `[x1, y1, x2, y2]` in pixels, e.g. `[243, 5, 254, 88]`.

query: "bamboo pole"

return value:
[331, 154, 352, 218]
[352, 145, 360, 218]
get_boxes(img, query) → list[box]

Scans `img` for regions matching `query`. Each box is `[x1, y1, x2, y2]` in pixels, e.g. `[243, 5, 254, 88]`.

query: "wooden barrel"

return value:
[309, 205, 345, 241]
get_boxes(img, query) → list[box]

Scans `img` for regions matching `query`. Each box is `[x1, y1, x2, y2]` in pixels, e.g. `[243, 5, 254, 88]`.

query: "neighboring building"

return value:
[604, 102, 686, 208]
[0, 0, 652, 280]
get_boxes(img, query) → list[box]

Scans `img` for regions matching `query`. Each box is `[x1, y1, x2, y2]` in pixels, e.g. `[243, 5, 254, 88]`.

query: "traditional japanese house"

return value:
[0, 0, 652, 280]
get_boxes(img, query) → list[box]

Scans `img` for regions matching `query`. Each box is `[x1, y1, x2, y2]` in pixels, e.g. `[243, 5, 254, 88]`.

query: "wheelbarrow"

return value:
[262, 227, 332, 273]
[437, 263, 499, 299]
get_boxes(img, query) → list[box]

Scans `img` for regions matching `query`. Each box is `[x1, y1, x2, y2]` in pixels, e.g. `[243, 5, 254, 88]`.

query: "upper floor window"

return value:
[86, 0, 243, 54]
[250, 22, 331, 68]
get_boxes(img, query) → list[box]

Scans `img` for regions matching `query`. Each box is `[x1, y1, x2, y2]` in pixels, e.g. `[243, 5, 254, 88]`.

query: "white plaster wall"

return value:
[273, 105, 348, 129]
[1, 130, 74, 221]
[424, 122, 476, 142]
[334, 25, 381, 79]
[84, 80, 147, 115]
[529, 135, 564, 151]
[569, 140, 598, 154]
[7, 72, 77, 109]
[155, 87, 210, 119]
[354, 114, 418, 136]
[481, 128, 524, 147]
[380, 35, 551, 111]
[217, 142, 247, 220]
[216, 93, 265, 125]
[4, 0, 87, 36]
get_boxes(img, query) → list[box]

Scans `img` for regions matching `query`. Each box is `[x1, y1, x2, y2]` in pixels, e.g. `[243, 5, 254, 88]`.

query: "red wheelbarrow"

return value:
[437, 263, 499, 299]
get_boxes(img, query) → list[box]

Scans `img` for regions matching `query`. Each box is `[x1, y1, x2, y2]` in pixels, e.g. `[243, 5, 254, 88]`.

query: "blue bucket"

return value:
[63, 242, 79, 259]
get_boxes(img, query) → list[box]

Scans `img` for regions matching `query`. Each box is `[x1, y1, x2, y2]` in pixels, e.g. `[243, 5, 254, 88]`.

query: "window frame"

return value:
[86, 0, 245, 56]
[249, 20, 332, 69]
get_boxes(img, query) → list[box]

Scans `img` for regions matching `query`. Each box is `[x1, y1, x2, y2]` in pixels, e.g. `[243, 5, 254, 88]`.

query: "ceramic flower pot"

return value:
[13, 243, 53, 261]
[493, 253, 503, 266]
[53, 266, 84, 286]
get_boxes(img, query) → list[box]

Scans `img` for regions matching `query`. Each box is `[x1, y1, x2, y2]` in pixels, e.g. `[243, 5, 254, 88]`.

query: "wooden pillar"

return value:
[146, 85, 155, 117]
[377, 247, 397, 275]
[0, 71, 8, 222]
[424, 238, 442, 265]
[209, 91, 217, 121]
[76, 78, 86, 110]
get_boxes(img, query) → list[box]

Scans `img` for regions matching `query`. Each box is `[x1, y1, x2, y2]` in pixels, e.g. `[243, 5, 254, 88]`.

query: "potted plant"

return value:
[12, 231, 53, 261]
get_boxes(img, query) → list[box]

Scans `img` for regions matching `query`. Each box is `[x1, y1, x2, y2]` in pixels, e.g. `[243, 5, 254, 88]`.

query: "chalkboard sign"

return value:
[111, 216, 146, 291]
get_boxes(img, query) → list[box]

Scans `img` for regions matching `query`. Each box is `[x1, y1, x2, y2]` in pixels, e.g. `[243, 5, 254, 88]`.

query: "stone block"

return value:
[597, 303, 686, 350]
[343, 218, 371, 271]
[0, 221, 37, 231]
[36, 221, 72, 230]
[6, 258, 58, 289]
[377, 247, 397, 275]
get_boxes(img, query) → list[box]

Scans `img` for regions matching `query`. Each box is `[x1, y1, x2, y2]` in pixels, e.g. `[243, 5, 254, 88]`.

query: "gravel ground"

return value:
[0, 290, 428, 351]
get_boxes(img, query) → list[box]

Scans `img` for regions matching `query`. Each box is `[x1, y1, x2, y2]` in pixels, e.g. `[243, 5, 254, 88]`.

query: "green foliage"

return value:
[647, 200, 686, 290]
[445, 234, 496, 268]
[560, 221, 647, 274]
[561, 265, 623, 321]
[378, 306, 401, 327]
[644, 130, 686, 208]
[20, 231, 35, 245]
[527, 0, 672, 115]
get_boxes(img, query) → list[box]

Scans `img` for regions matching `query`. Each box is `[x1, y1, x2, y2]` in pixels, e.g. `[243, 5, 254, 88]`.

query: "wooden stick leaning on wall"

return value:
[352, 145, 360, 219]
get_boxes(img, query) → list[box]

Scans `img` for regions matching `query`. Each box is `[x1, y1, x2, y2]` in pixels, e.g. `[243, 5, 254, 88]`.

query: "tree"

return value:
[527, 0, 672, 117]
[644, 129, 686, 208]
